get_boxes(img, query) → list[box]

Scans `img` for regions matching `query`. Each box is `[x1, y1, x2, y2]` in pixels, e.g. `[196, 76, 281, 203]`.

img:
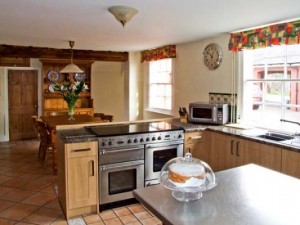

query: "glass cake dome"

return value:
[159, 152, 217, 202]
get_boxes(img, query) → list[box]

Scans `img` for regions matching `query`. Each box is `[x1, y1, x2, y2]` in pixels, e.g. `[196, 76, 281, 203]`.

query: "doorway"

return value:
[8, 69, 38, 140]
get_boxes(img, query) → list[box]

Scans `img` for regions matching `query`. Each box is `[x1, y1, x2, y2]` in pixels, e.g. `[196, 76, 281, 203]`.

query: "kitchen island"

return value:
[133, 164, 300, 225]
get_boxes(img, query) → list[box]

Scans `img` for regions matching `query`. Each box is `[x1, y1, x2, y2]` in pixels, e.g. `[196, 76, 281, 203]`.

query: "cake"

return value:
[168, 162, 205, 183]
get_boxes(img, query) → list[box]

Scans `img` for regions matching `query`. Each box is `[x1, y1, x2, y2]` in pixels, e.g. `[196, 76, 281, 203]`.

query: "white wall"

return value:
[0, 67, 5, 138]
[143, 33, 234, 119]
[128, 52, 143, 121]
[91, 61, 126, 122]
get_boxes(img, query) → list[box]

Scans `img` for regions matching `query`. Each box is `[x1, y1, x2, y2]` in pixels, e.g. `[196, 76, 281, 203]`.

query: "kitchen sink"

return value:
[256, 132, 294, 142]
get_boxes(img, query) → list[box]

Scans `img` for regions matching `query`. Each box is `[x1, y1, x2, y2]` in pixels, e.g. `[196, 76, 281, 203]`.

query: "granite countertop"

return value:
[133, 164, 300, 225]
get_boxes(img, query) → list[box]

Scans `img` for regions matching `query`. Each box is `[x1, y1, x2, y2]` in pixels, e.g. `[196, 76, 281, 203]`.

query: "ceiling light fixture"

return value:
[108, 6, 138, 27]
[60, 41, 83, 74]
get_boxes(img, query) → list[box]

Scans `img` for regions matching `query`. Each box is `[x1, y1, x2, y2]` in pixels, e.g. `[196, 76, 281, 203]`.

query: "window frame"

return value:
[240, 45, 300, 131]
[145, 58, 175, 115]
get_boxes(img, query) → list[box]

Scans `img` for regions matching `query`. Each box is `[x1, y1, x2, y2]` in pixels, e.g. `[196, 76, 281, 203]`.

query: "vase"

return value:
[67, 100, 76, 120]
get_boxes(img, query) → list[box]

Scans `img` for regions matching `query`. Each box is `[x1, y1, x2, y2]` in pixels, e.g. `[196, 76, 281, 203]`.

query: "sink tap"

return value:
[280, 119, 300, 127]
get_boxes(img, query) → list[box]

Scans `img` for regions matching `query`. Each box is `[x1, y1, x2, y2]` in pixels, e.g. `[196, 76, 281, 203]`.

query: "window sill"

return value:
[145, 108, 174, 116]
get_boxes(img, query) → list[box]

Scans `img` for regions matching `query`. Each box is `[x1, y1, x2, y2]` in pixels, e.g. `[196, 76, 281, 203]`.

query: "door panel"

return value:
[8, 70, 38, 140]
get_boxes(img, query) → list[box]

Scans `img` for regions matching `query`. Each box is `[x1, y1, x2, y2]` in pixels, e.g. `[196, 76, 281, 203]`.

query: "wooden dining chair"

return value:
[94, 113, 104, 119]
[49, 111, 69, 116]
[32, 115, 43, 161]
[36, 120, 57, 175]
[102, 115, 114, 122]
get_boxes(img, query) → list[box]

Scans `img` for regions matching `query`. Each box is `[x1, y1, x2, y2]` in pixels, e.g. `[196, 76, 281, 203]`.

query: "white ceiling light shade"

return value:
[108, 6, 138, 27]
[60, 41, 83, 74]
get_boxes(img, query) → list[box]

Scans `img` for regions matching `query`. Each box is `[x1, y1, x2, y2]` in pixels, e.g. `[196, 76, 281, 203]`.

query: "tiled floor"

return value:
[0, 139, 162, 225]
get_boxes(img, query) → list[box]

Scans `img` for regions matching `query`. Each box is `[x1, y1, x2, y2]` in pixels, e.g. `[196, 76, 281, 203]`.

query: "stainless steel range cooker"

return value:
[85, 121, 184, 206]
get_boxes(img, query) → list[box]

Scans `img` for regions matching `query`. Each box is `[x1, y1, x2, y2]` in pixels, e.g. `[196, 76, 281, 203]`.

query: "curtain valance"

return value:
[228, 20, 300, 52]
[141, 45, 176, 63]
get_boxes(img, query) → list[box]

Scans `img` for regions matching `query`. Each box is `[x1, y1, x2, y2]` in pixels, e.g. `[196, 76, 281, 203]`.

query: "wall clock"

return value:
[203, 43, 223, 70]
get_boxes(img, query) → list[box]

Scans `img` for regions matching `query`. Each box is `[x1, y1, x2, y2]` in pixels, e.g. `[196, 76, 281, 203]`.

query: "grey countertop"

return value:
[134, 164, 300, 225]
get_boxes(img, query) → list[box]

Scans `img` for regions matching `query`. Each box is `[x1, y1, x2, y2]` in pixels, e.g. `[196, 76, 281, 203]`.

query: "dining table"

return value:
[40, 114, 106, 174]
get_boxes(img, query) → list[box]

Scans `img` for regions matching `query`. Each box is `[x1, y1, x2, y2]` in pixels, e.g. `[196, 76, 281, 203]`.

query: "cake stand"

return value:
[159, 153, 217, 202]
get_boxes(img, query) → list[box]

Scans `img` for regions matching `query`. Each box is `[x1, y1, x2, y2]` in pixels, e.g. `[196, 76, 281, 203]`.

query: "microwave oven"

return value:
[188, 102, 229, 125]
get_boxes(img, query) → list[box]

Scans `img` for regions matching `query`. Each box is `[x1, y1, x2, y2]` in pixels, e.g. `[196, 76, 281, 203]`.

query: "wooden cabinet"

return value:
[208, 131, 282, 172]
[0, 57, 30, 67]
[282, 149, 300, 179]
[57, 140, 98, 219]
[40, 59, 94, 116]
[184, 131, 209, 162]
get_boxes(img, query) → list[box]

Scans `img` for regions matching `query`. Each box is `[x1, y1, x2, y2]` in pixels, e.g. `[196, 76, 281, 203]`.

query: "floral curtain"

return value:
[228, 20, 300, 52]
[141, 45, 176, 62]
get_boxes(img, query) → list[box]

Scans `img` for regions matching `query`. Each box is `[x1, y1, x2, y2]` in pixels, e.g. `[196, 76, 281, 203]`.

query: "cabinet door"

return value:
[282, 149, 300, 178]
[67, 156, 97, 209]
[184, 131, 209, 162]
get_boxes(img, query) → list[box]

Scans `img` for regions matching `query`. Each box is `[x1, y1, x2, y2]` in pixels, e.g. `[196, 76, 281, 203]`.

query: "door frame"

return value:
[1, 66, 42, 141]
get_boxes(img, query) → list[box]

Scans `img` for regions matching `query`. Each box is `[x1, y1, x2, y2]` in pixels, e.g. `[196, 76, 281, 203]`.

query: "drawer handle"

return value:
[90, 160, 94, 176]
[230, 140, 234, 155]
[189, 136, 202, 140]
[72, 148, 91, 152]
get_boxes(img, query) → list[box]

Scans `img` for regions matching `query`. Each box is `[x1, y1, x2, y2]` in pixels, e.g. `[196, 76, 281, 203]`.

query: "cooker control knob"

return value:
[134, 139, 138, 143]
[178, 134, 182, 139]
[146, 137, 150, 142]
[102, 142, 106, 146]
[127, 139, 132, 144]
[108, 141, 112, 145]
[158, 136, 162, 140]
[140, 138, 144, 142]
[152, 137, 156, 141]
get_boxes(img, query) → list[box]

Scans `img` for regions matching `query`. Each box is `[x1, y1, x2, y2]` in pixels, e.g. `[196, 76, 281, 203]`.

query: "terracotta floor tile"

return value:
[99, 210, 116, 220]
[22, 192, 57, 206]
[21, 207, 62, 224]
[0, 199, 15, 212]
[119, 214, 138, 224]
[0, 175, 14, 185]
[127, 204, 146, 213]
[40, 184, 56, 194]
[0, 167, 11, 174]
[20, 171, 43, 181]
[0, 186, 15, 196]
[50, 215, 68, 225]
[43, 198, 62, 210]
[126, 222, 142, 225]
[0, 202, 39, 221]
[21, 179, 52, 191]
[15, 222, 35, 225]
[2, 170, 24, 177]
[0, 217, 17, 225]
[139, 217, 162, 225]
[0, 189, 35, 202]
[2, 178, 28, 188]
[83, 214, 102, 224]
[134, 211, 152, 220]
[113, 207, 132, 217]
[103, 217, 123, 225]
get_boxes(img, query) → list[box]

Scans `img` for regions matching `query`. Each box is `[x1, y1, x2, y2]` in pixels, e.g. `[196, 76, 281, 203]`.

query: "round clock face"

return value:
[203, 44, 223, 70]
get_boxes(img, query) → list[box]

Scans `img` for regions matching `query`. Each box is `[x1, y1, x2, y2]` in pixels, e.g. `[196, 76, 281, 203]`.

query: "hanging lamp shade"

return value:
[108, 6, 138, 27]
[60, 41, 83, 74]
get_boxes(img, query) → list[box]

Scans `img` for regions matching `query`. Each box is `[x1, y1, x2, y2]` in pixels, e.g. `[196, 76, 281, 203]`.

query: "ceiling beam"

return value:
[0, 44, 128, 62]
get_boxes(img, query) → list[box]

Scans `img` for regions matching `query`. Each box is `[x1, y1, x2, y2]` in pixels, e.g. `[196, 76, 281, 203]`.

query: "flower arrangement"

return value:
[49, 81, 88, 119]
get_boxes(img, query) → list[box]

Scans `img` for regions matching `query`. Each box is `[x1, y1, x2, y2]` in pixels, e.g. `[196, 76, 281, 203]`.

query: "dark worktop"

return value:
[134, 164, 300, 225]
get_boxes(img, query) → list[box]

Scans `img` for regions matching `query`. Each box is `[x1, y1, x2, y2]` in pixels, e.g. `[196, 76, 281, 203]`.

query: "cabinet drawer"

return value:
[66, 142, 97, 159]
[184, 131, 203, 144]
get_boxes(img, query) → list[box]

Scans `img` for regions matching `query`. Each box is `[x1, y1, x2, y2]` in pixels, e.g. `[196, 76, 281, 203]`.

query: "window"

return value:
[242, 45, 300, 132]
[147, 58, 174, 114]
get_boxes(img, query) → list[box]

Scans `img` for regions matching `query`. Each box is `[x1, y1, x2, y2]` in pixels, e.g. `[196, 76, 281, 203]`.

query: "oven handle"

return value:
[146, 140, 183, 149]
[100, 160, 144, 171]
[100, 146, 144, 155]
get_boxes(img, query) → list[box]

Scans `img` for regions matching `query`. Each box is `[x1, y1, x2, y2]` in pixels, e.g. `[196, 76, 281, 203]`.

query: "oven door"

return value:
[145, 140, 183, 186]
[99, 160, 144, 205]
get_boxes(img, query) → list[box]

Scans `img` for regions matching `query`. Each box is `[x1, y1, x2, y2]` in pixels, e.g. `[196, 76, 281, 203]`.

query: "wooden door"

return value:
[8, 70, 38, 140]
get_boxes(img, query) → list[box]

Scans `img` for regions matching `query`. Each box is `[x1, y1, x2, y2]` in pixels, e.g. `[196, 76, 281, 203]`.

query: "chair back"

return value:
[102, 115, 114, 122]
[31, 115, 39, 131]
[94, 113, 104, 119]
[36, 120, 52, 145]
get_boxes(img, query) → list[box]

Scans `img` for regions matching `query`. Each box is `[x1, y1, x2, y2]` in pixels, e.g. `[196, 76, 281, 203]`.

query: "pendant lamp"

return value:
[60, 41, 83, 74]
[108, 6, 138, 27]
